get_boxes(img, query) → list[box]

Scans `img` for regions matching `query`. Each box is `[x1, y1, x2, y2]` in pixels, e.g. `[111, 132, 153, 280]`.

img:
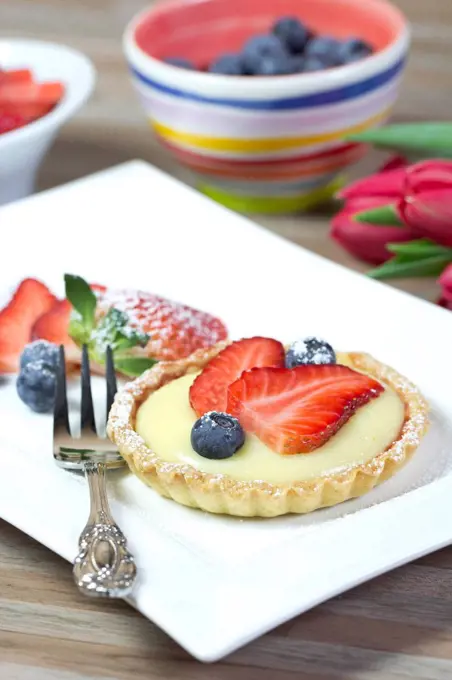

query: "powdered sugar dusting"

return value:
[96, 288, 227, 361]
[288, 337, 336, 366]
[291, 339, 308, 355]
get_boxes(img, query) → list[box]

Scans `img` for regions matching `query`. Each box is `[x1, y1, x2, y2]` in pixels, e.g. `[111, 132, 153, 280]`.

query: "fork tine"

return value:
[105, 346, 117, 424]
[81, 345, 96, 433]
[53, 345, 70, 434]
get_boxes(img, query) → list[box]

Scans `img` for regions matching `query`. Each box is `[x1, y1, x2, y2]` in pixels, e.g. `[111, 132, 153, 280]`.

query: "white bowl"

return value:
[0, 39, 96, 205]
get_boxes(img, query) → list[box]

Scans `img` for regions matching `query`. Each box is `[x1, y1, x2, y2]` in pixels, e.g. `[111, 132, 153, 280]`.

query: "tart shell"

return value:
[107, 342, 430, 517]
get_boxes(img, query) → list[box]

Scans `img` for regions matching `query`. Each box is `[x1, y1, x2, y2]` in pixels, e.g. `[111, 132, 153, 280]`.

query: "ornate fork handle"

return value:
[73, 461, 136, 597]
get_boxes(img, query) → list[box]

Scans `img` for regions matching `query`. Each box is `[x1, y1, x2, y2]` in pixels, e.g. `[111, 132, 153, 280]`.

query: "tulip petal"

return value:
[438, 263, 452, 301]
[331, 209, 416, 264]
[438, 296, 452, 310]
[379, 155, 408, 172]
[405, 160, 452, 193]
[400, 190, 452, 247]
[338, 168, 407, 200]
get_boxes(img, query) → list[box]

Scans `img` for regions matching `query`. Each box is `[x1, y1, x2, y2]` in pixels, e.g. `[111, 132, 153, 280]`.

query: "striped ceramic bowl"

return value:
[124, 0, 409, 215]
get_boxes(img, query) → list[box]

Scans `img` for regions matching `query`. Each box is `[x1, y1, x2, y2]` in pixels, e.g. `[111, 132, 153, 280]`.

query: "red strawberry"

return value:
[189, 337, 285, 416]
[227, 364, 384, 454]
[0, 278, 57, 372]
[32, 298, 76, 353]
[0, 112, 26, 134]
[97, 288, 228, 363]
[0, 69, 34, 87]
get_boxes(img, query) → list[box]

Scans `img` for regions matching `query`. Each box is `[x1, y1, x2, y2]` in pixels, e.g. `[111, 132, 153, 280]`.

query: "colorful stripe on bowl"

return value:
[198, 177, 344, 214]
[135, 78, 400, 138]
[158, 138, 368, 180]
[196, 171, 339, 196]
[150, 108, 389, 154]
[129, 58, 405, 110]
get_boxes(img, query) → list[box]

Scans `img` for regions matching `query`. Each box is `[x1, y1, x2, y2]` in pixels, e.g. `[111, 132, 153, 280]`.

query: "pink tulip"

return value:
[438, 263, 452, 305]
[438, 296, 452, 311]
[338, 167, 407, 201]
[379, 154, 408, 172]
[399, 161, 452, 247]
[331, 196, 416, 265]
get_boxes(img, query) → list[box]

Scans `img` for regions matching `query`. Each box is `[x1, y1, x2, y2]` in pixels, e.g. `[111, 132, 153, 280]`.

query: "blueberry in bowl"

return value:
[336, 38, 373, 64]
[208, 54, 245, 75]
[250, 53, 300, 76]
[302, 56, 325, 72]
[241, 34, 289, 75]
[272, 17, 311, 54]
[304, 36, 343, 66]
[163, 57, 194, 69]
[162, 17, 376, 77]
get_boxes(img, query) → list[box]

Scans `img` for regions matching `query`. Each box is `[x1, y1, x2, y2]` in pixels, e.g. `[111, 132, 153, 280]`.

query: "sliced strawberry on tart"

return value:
[108, 336, 430, 517]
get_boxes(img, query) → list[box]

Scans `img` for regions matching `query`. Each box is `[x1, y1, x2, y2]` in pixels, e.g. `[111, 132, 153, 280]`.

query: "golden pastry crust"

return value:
[107, 343, 430, 517]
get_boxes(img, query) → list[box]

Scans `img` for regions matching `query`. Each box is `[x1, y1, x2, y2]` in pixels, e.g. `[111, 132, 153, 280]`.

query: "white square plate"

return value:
[0, 161, 451, 662]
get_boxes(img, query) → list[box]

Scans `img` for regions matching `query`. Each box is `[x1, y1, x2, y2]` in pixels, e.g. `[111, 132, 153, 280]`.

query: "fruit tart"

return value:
[107, 336, 429, 517]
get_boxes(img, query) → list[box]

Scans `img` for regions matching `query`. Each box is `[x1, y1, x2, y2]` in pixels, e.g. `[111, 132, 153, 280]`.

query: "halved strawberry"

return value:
[189, 337, 285, 416]
[32, 277, 227, 377]
[0, 278, 57, 372]
[32, 298, 74, 344]
[227, 364, 384, 454]
[97, 288, 228, 363]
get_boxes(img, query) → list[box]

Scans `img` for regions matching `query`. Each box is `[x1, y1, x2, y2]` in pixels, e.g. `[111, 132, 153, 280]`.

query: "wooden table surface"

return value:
[1, 1, 452, 678]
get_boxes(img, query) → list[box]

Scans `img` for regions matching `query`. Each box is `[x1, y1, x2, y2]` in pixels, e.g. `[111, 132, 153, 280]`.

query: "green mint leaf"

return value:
[354, 204, 403, 227]
[96, 308, 128, 345]
[68, 316, 91, 345]
[65, 274, 97, 332]
[113, 356, 157, 377]
[368, 254, 452, 280]
[114, 330, 149, 352]
[347, 122, 452, 158]
[91, 308, 149, 354]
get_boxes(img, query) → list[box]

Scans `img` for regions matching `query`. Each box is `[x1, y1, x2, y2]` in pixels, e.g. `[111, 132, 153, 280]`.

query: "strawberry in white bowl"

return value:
[0, 39, 95, 205]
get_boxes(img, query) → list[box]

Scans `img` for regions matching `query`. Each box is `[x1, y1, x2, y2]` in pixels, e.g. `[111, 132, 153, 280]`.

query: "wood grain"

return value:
[1, 1, 452, 678]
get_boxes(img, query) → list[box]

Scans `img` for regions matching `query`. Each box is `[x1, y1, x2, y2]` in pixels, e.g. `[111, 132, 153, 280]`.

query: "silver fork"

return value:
[53, 344, 137, 598]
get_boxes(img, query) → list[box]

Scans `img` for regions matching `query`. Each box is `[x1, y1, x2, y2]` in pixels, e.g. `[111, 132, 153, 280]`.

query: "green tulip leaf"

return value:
[386, 239, 452, 259]
[354, 204, 403, 226]
[347, 122, 452, 158]
[368, 254, 452, 280]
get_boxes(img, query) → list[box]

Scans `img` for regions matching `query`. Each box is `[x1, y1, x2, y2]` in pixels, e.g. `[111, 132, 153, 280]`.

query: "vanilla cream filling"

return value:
[135, 354, 405, 484]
